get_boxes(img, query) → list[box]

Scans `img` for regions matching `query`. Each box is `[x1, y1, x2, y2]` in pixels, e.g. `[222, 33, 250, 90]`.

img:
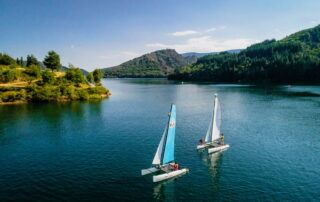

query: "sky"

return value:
[1, 0, 320, 71]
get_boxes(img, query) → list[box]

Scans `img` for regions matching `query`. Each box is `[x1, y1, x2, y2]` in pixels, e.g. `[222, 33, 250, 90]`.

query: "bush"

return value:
[0, 68, 19, 82]
[0, 90, 26, 102]
[77, 88, 89, 100]
[86, 72, 94, 83]
[66, 85, 77, 100]
[41, 70, 55, 84]
[88, 86, 108, 95]
[65, 68, 85, 84]
[30, 85, 60, 101]
[25, 65, 41, 78]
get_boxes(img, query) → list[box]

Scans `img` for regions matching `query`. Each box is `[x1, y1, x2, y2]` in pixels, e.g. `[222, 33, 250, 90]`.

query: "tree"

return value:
[41, 70, 55, 84]
[65, 66, 85, 84]
[43, 51, 61, 71]
[92, 69, 103, 83]
[26, 55, 39, 67]
[86, 72, 94, 83]
[0, 53, 16, 66]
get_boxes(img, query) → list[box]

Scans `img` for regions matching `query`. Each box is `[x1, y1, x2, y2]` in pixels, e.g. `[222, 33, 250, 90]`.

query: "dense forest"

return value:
[0, 51, 109, 104]
[169, 25, 320, 83]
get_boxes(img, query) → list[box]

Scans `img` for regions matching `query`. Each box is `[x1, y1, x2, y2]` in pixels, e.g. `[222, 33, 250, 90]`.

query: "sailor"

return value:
[173, 163, 179, 171]
[170, 163, 175, 171]
[199, 138, 204, 145]
[220, 134, 224, 145]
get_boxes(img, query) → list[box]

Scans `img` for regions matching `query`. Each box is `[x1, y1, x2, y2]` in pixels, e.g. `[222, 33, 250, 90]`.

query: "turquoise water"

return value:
[0, 79, 320, 201]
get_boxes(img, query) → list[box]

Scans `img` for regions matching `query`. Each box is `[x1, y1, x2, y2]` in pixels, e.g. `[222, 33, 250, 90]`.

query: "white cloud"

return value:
[171, 26, 227, 36]
[98, 51, 141, 67]
[310, 20, 320, 26]
[146, 35, 259, 53]
[171, 30, 198, 36]
[205, 27, 216, 33]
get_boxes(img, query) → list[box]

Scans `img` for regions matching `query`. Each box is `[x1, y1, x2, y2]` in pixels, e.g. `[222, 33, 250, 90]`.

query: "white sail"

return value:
[204, 111, 214, 143]
[211, 96, 221, 142]
[152, 124, 168, 165]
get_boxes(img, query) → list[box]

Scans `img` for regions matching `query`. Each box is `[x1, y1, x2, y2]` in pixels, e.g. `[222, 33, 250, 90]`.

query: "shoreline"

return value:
[0, 92, 110, 105]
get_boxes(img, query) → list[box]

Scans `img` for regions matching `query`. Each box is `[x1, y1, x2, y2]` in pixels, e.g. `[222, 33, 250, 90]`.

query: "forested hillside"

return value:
[169, 25, 320, 83]
[102, 49, 191, 78]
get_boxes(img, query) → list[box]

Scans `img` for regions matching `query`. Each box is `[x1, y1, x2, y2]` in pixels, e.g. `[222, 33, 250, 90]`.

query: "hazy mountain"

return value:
[181, 49, 243, 58]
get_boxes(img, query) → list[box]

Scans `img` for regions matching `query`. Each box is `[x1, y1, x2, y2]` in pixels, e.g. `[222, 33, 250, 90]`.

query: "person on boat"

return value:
[199, 138, 204, 145]
[170, 163, 175, 171]
[220, 134, 224, 145]
[173, 163, 179, 171]
[169, 163, 179, 171]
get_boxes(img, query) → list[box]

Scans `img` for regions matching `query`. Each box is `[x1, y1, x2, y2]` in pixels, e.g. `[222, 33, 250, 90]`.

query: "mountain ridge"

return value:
[102, 49, 190, 78]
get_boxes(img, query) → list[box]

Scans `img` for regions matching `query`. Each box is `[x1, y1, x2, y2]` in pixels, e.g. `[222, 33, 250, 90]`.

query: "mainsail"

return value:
[211, 95, 221, 141]
[152, 124, 168, 165]
[152, 104, 176, 166]
[205, 95, 221, 143]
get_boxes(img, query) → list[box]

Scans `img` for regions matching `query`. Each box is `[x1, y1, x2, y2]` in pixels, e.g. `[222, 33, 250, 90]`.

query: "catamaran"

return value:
[197, 94, 230, 153]
[141, 104, 188, 182]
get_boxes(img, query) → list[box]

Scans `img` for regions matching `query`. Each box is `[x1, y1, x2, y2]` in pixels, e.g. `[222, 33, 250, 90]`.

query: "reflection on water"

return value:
[199, 151, 223, 194]
[153, 178, 176, 201]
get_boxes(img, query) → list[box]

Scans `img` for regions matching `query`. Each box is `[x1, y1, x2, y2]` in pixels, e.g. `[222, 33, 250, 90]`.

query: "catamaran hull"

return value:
[141, 167, 160, 176]
[208, 144, 230, 154]
[197, 143, 214, 150]
[153, 168, 189, 183]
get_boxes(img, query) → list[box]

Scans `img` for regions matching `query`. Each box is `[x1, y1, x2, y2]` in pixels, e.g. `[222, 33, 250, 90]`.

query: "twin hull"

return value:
[141, 166, 188, 183]
[153, 168, 189, 183]
[208, 144, 230, 153]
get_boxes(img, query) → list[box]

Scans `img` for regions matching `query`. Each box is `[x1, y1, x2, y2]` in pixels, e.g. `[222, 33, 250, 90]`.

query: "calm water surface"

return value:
[0, 79, 320, 201]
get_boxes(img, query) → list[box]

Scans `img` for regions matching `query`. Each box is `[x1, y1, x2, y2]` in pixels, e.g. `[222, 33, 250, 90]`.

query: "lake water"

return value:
[0, 79, 320, 201]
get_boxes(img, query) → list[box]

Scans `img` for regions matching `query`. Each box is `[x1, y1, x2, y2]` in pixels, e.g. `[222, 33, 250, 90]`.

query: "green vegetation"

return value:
[169, 25, 320, 84]
[26, 54, 39, 67]
[93, 69, 103, 83]
[43, 51, 61, 71]
[102, 49, 191, 78]
[0, 51, 110, 104]
[86, 72, 94, 83]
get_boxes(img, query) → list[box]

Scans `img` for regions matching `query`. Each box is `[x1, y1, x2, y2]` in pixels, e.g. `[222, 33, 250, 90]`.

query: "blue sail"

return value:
[162, 104, 176, 165]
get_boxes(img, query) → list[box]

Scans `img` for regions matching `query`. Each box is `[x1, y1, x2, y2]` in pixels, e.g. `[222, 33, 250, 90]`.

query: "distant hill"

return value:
[102, 49, 191, 78]
[169, 25, 320, 83]
[181, 49, 242, 58]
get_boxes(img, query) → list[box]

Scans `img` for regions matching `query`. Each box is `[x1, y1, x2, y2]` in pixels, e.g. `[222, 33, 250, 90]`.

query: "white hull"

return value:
[197, 142, 215, 150]
[208, 144, 229, 154]
[153, 168, 189, 183]
[141, 167, 160, 176]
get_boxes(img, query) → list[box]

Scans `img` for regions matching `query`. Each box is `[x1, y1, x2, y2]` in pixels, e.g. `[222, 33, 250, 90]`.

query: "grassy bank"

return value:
[0, 65, 110, 104]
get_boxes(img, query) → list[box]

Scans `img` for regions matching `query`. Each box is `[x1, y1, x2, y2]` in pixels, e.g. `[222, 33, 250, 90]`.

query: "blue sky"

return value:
[1, 0, 320, 70]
